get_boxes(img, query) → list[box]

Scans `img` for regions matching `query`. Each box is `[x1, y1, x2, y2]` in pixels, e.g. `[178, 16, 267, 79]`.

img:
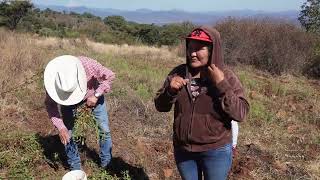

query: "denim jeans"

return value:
[61, 96, 112, 170]
[174, 143, 232, 180]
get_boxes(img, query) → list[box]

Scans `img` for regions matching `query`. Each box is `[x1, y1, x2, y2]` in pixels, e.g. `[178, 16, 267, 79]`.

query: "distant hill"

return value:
[35, 4, 299, 25]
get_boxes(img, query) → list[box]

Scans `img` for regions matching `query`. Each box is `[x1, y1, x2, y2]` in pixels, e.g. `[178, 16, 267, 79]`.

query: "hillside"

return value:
[36, 4, 299, 25]
[0, 29, 319, 179]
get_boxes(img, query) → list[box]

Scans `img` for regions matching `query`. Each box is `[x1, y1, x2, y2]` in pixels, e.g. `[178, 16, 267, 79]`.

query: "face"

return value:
[187, 40, 210, 69]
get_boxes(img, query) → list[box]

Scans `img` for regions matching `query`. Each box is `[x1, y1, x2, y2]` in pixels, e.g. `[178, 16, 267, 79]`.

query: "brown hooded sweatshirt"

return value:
[154, 26, 249, 152]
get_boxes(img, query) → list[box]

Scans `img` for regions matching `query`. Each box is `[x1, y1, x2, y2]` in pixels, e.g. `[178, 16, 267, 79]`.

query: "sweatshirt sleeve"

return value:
[154, 76, 177, 112]
[215, 69, 250, 122]
[154, 64, 187, 112]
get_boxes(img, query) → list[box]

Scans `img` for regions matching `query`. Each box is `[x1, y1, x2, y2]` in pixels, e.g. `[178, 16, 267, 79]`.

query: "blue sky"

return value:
[32, 0, 305, 12]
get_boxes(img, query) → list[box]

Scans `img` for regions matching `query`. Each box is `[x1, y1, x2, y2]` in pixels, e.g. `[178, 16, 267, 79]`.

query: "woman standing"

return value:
[154, 27, 249, 180]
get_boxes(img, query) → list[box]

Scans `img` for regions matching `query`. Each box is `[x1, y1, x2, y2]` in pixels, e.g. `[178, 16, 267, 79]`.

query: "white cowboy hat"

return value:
[44, 55, 87, 106]
[62, 170, 87, 180]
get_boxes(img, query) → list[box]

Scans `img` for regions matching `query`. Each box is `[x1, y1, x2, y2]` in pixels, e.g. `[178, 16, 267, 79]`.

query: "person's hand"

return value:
[208, 64, 225, 84]
[169, 76, 189, 94]
[232, 146, 238, 158]
[86, 96, 98, 107]
[59, 128, 70, 145]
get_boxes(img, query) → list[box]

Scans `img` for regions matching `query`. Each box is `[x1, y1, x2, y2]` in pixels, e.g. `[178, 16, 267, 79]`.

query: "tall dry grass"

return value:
[86, 41, 184, 68]
[0, 29, 44, 93]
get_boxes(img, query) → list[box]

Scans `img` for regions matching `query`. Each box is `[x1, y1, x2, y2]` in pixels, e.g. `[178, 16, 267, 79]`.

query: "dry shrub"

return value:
[215, 18, 317, 75]
[306, 55, 320, 78]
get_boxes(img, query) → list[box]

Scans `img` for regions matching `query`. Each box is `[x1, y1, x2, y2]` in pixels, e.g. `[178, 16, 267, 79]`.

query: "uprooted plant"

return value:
[72, 104, 99, 146]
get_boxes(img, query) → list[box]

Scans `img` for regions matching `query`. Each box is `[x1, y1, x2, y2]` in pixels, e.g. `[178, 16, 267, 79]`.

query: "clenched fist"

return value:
[169, 76, 189, 94]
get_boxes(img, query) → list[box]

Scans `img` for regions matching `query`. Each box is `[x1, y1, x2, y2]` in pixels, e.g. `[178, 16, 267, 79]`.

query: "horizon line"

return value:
[34, 3, 299, 13]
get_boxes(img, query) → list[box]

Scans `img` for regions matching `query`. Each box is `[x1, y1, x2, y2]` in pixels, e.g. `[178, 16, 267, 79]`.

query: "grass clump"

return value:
[250, 99, 274, 122]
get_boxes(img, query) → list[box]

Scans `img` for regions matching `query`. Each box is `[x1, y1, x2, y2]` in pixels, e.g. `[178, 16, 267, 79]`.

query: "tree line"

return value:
[0, 0, 195, 46]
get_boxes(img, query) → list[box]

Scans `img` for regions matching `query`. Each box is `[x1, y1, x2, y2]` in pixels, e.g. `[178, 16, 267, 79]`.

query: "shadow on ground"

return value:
[36, 134, 149, 179]
[36, 134, 69, 171]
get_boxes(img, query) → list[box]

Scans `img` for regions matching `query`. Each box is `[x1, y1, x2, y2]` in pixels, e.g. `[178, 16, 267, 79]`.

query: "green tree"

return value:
[18, 8, 42, 32]
[137, 24, 160, 45]
[103, 15, 127, 31]
[81, 12, 101, 20]
[0, 0, 33, 30]
[299, 0, 320, 34]
[158, 22, 195, 46]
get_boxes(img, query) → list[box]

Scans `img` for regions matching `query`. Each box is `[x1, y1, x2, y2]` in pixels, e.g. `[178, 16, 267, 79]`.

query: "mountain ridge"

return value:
[35, 4, 299, 25]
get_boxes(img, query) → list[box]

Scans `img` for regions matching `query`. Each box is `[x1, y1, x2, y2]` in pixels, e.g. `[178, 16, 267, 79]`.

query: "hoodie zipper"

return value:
[186, 79, 208, 151]
[188, 95, 199, 151]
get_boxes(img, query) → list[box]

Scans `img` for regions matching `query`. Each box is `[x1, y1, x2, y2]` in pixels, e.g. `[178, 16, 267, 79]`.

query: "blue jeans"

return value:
[61, 96, 112, 170]
[174, 143, 232, 180]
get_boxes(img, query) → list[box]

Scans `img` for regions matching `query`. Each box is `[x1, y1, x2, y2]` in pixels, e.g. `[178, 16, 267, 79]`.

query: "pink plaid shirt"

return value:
[45, 56, 115, 131]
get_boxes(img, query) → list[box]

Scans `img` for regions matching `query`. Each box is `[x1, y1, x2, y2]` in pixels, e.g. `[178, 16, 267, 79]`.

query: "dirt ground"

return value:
[14, 102, 315, 180]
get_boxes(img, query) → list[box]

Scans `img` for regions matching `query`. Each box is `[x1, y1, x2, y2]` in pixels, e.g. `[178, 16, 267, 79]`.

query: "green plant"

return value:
[238, 71, 258, 91]
[0, 151, 9, 168]
[65, 29, 80, 38]
[38, 27, 58, 37]
[89, 170, 119, 180]
[0, 133, 44, 179]
[73, 104, 99, 145]
[135, 83, 151, 100]
[8, 160, 34, 179]
[268, 81, 288, 97]
[109, 87, 128, 98]
[121, 170, 132, 180]
[250, 99, 274, 122]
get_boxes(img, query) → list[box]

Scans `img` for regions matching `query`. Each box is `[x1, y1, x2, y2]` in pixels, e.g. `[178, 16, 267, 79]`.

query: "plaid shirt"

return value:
[45, 56, 115, 131]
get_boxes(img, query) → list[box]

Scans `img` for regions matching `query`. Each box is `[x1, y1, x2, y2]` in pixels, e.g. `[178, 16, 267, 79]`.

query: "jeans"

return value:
[61, 96, 112, 170]
[174, 143, 232, 180]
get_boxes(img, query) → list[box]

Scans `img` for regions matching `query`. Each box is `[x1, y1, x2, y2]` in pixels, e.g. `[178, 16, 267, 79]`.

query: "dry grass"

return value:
[0, 28, 319, 179]
[86, 41, 183, 63]
[0, 29, 43, 93]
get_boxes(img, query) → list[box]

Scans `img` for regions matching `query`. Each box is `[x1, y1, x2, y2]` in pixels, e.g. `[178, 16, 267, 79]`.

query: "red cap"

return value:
[186, 29, 213, 43]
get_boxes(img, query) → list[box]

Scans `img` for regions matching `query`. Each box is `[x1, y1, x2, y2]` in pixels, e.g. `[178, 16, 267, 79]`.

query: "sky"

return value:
[32, 0, 305, 12]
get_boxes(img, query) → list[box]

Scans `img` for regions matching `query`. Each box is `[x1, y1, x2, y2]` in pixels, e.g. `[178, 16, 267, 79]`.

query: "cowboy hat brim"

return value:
[44, 55, 87, 106]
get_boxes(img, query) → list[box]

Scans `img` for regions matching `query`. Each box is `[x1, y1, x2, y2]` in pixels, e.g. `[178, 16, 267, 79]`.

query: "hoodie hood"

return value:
[186, 26, 224, 69]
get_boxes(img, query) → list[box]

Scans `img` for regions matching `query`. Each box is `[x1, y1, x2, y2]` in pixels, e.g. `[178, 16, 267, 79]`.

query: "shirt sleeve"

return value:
[44, 93, 67, 131]
[89, 58, 115, 95]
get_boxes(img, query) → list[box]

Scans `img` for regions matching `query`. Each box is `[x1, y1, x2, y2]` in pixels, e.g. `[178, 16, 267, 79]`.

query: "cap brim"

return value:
[186, 36, 213, 43]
